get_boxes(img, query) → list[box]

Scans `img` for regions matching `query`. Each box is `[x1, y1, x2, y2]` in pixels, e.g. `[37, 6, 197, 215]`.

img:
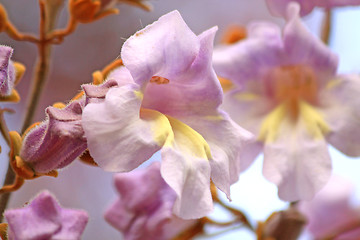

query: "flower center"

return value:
[150, 76, 170, 84]
[267, 65, 318, 119]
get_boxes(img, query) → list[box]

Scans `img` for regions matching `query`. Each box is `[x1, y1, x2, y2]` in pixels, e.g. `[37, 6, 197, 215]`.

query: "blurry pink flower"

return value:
[213, 2, 360, 201]
[20, 99, 87, 173]
[0, 45, 16, 96]
[105, 162, 196, 240]
[82, 10, 254, 219]
[266, 0, 360, 17]
[300, 176, 360, 239]
[4, 190, 88, 240]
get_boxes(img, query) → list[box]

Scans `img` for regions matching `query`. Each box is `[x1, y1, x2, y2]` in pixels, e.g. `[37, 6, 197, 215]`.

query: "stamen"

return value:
[150, 76, 170, 84]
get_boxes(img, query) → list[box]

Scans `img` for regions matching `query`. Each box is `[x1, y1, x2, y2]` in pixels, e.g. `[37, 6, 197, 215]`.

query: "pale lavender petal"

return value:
[213, 22, 282, 85]
[20, 99, 87, 173]
[141, 26, 223, 117]
[160, 117, 212, 219]
[263, 119, 332, 201]
[5, 191, 88, 240]
[104, 162, 190, 240]
[0, 45, 16, 96]
[321, 75, 360, 157]
[283, 2, 338, 86]
[300, 176, 360, 238]
[82, 85, 172, 171]
[121, 10, 199, 87]
[180, 111, 260, 198]
[315, 0, 360, 8]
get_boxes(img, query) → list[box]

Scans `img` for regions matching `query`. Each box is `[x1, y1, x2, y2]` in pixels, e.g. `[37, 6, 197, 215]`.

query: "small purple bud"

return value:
[0, 45, 16, 96]
[20, 99, 87, 173]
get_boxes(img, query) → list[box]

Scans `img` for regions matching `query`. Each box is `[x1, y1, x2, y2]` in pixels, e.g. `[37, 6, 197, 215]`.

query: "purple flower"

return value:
[82, 11, 255, 219]
[300, 176, 360, 239]
[5, 190, 88, 240]
[20, 99, 87, 173]
[105, 162, 195, 240]
[266, 0, 360, 17]
[213, 2, 360, 201]
[0, 45, 16, 96]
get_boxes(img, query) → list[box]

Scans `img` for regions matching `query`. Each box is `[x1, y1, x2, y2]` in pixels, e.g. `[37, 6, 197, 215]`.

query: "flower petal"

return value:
[180, 111, 261, 198]
[213, 22, 282, 85]
[141, 26, 223, 117]
[283, 2, 338, 85]
[121, 10, 199, 87]
[82, 84, 173, 171]
[160, 116, 212, 219]
[321, 75, 360, 157]
[262, 115, 332, 201]
[265, 0, 316, 17]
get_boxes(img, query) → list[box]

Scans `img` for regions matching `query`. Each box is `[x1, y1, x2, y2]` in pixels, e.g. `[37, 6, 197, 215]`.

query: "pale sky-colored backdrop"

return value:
[1, 1, 360, 239]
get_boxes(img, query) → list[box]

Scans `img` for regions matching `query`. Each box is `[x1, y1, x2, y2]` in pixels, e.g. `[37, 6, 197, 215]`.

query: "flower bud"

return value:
[5, 191, 88, 240]
[20, 99, 87, 173]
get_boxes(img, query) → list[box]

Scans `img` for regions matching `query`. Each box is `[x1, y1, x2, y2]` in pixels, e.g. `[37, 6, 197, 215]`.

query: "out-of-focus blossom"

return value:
[0, 45, 25, 102]
[213, 2, 360, 201]
[82, 10, 255, 219]
[300, 176, 360, 239]
[19, 99, 87, 173]
[105, 162, 196, 240]
[101, 0, 152, 11]
[266, 0, 360, 17]
[5, 190, 88, 240]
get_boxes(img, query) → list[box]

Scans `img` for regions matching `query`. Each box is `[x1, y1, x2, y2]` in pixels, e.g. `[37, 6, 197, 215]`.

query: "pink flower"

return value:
[213, 2, 360, 201]
[0, 45, 16, 97]
[4, 190, 88, 240]
[82, 11, 254, 219]
[300, 176, 360, 239]
[105, 162, 195, 240]
[266, 0, 360, 17]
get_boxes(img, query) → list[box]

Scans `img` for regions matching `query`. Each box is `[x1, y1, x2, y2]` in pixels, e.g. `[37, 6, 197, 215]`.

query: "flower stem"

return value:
[321, 9, 332, 45]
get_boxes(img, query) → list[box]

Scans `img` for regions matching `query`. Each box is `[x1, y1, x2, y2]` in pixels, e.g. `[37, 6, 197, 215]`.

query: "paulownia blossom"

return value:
[82, 11, 254, 219]
[105, 162, 196, 240]
[4, 191, 88, 240]
[300, 176, 360, 239]
[266, 0, 360, 17]
[213, 2, 360, 201]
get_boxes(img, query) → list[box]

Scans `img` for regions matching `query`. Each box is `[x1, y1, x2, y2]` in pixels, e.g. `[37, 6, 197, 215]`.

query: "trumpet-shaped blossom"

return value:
[300, 176, 360, 239]
[213, 2, 360, 201]
[105, 162, 196, 240]
[20, 99, 88, 173]
[266, 0, 360, 17]
[4, 191, 88, 240]
[82, 10, 255, 219]
[0, 45, 16, 96]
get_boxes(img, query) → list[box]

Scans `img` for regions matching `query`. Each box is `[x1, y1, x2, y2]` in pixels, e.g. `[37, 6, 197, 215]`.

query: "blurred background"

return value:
[1, 0, 360, 239]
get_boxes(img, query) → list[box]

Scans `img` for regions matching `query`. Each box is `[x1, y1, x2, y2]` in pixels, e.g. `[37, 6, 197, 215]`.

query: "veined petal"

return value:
[160, 116, 212, 219]
[82, 84, 173, 171]
[262, 110, 332, 201]
[213, 22, 282, 85]
[283, 2, 338, 85]
[180, 111, 261, 198]
[141, 26, 222, 117]
[321, 75, 360, 157]
[121, 10, 199, 87]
